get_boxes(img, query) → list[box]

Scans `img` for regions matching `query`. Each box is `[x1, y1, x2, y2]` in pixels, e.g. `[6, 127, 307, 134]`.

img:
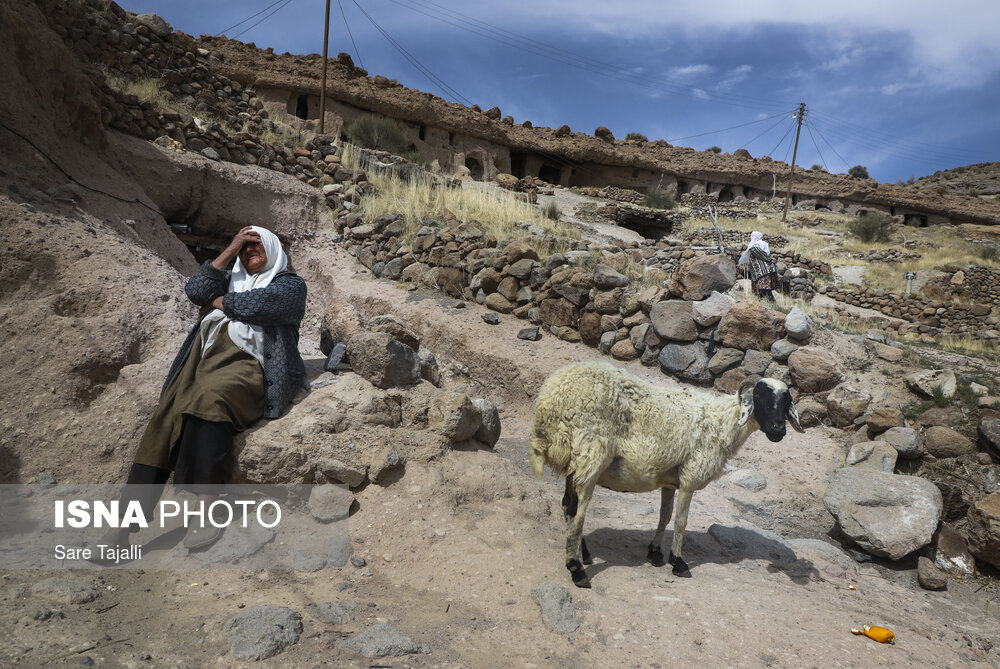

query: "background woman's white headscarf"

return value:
[738, 231, 770, 265]
[199, 226, 288, 364]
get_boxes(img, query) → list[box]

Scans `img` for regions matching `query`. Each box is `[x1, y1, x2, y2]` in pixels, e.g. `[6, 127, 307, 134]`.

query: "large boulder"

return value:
[826, 384, 872, 428]
[134, 13, 173, 37]
[429, 392, 481, 442]
[787, 347, 843, 393]
[658, 342, 712, 383]
[471, 397, 501, 446]
[904, 369, 957, 399]
[966, 493, 1000, 570]
[934, 523, 976, 576]
[876, 426, 924, 459]
[717, 301, 780, 351]
[783, 307, 812, 342]
[675, 254, 737, 300]
[691, 291, 736, 326]
[649, 300, 698, 342]
[823, 467, 943, 560]
[579, 312, 602, 347]
[979, 416, 1000, 458]
[346, 333, 421, 389]
[922, 426, 975, 458]
[538, 298, 578, 327]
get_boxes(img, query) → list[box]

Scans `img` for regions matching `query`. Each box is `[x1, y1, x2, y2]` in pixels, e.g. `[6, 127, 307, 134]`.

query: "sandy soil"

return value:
[3, 228, 999, 668]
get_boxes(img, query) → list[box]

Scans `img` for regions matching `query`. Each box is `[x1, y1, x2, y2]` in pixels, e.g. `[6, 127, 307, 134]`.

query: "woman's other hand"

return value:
[198, 296, 225, 318]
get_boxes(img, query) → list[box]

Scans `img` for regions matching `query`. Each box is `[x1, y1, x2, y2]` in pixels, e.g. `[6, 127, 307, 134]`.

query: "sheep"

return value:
[530, 361, 803, 587]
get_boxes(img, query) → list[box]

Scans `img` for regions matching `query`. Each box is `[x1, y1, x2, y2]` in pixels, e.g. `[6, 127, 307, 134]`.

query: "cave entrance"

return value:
[618, 212, 674, 240]
[538, 163, 561, 184]
[510, 151, 527, 178]
[718, 187, 734, 202]
[294, 94, 309, 120]
[165, 214, 227, 265]
[904, 213, 928, 227]
[465, 156, 484, 180]
[677, 179, 692, 195]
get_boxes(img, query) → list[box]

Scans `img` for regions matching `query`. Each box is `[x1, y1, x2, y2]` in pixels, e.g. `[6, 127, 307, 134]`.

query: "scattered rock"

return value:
[482, 312, 501, 325]
[770, 338, 799, 362]
[368, 446, 402, 483]
[658, 342, 711, 383]
[877, 427, 924, 459]
[346, 332, 420, 389]
[308, 485, 353, 522]
[316, 458, 367, 487]
[846, 441, 898, 472]
[593, 264, 628, 289]
[795, 396, 827, 427]
[978, 417, 1000, 458]
[783, 307, 812, 341]
[728, 469, 766, 491]
[933, 523, 976, 576]
[691, 291, 736, 327]
[787, 347, 843, 393]
[429, 392, 481, 442]
[823, 467, 943, 560]
[517, 326, 541, 341]
[30, 578, 99, 605]
[530, 582, 578, 634]
[826, 384, 872, 428]
[917, 406, 965, 428]
[708, 347, 743, 375]
[193, 521, 275, 563]
[339, 623, 421, 657]
[308, 601, 355, 625]
[917, 556, 948, 591]
[866, 407, 903, 434]
[471, 397, 501, 446]
[904, 369, 957, 399]
[965, 492, 1000, 570]
[718, 301, 780, 351]
[742, 349, 771, 376]
[649, 300, 698, 342]
[923, 426, 975, 458]
[224, 606, 302, 660]
[675, 254, 737, 300]
[324, 343, 347, 372]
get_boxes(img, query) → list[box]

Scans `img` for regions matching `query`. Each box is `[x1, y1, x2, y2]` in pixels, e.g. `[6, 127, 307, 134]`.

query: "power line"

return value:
[664, 111, 789, 143]
[351, 0, 473, 106]
[231, 0, 294, 40]
[338, 0, 365, 70]
[741, 113, 793, 151]
[384, 0, 793, 113]
[811, 110, 990, 160]
[215, 0, 288, 36]
[807, 118, 851, 170]
[765, 117, 797, 160]
[803, 119, 828, 171]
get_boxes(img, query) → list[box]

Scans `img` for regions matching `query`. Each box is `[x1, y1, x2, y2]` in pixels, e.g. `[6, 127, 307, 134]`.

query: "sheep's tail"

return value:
[529, 439, 547, 480]
[529, 426, 572, 480]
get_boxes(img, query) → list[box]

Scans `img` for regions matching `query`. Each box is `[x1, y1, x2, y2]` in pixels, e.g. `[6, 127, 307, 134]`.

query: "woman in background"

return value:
[738, 231, 780, 302]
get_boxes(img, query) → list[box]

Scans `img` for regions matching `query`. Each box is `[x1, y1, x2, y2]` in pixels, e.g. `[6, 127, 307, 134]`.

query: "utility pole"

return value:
[318, 0, 331, 134]
[782, 102, 806, 223]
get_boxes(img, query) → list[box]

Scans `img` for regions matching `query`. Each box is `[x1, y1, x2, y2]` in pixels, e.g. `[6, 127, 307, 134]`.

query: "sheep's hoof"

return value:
[647, 546, 666, 567]
[567, 559, 592, 589]
[668, 552, 692, 578]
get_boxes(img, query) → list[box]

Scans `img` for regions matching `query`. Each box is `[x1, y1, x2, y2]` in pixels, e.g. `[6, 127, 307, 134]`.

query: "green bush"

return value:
[969, 187, 981, 197]
[643, 188, 676, 210]
[708, 146, 722, 154]
[849, 211, 893, 243]
[345, 116, 406, 153]
[810, 163, 823, 171]
[625, 132, 648, 142]
[848, 164, 870, 179]
[976, 244, 1000, 262]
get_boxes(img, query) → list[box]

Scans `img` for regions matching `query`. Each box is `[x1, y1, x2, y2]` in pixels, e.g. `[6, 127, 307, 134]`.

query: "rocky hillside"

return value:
[913, 162, 1000, 197]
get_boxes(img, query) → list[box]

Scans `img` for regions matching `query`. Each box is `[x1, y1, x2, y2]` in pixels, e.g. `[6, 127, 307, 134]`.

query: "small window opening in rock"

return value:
[295, 94, 309, 120]
[448, 132, 455, 145]
[677, 179, 691, 195]
[791, 194, 799, 205]
[465, 156, 484, 180]
[632, 168, 639, 178]
[418, 125, 426, 141]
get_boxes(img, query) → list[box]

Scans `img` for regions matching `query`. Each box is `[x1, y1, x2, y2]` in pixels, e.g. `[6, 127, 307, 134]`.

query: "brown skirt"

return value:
[752, 273, 781, 295]
[133, 327, 265, 470]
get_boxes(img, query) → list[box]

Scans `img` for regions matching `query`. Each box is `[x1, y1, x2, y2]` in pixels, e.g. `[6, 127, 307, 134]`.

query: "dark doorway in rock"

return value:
[538, 163, 561, 184]
[677, 179, 691, 195]
[418, 125, 426, 141]
[465, 156, 484, 180]
[295, 94, 309, 120]
[718, 187, 734, 202]
[510, 151, 527, 178]
[618, 212, 674, 240]
[904, 214, 928, 227]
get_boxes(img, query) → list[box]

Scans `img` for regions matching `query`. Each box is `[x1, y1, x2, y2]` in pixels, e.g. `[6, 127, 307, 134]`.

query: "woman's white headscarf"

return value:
[199, 226, 288, 365]
[738, 231, 770, 265]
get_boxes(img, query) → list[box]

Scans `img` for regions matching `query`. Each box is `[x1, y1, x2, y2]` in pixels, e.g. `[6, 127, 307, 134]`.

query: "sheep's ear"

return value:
[787, 400, 805, 433]
[738, 387, 754, 426]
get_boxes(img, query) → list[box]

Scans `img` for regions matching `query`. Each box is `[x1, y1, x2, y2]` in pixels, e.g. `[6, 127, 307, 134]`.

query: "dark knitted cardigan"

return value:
[162, 261, 307, 419]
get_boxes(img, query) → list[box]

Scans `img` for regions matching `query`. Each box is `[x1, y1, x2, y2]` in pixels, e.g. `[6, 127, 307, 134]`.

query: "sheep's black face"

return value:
[753, 380, 792, 442]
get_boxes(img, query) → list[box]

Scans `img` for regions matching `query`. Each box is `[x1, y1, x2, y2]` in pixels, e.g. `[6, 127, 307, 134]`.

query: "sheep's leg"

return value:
[562, 476, 592, 565]
[565, 479, 596, 588]
[668, 489, 694, 577]
[647, 487, 675, 567]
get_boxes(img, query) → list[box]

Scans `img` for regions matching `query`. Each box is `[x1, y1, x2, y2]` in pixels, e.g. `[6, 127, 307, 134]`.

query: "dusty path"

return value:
[3, 227, 999, 668]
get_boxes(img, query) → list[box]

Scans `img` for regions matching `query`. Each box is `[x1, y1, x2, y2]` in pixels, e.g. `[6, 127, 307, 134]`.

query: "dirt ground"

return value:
[3, 222, 1000, 668]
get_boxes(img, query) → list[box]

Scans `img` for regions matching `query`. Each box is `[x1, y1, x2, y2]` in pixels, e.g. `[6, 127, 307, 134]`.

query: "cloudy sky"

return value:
[118, 0, 1000, 183]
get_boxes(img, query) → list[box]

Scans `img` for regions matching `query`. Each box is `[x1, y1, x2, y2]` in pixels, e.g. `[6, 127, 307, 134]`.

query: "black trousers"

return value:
[123, 415, 233, 528]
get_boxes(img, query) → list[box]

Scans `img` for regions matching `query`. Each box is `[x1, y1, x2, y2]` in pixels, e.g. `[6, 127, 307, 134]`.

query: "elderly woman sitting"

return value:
[99, 226, 306, 553]
[738, 231, 779, 302]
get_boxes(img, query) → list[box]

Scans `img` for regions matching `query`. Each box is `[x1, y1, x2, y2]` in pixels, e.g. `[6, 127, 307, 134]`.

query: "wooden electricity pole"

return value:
[781, 102, 806, 223]
[318, 0, 331, 134]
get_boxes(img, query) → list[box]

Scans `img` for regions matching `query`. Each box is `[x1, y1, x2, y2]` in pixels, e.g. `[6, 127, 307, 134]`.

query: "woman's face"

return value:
[240, 239, 268, 274]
